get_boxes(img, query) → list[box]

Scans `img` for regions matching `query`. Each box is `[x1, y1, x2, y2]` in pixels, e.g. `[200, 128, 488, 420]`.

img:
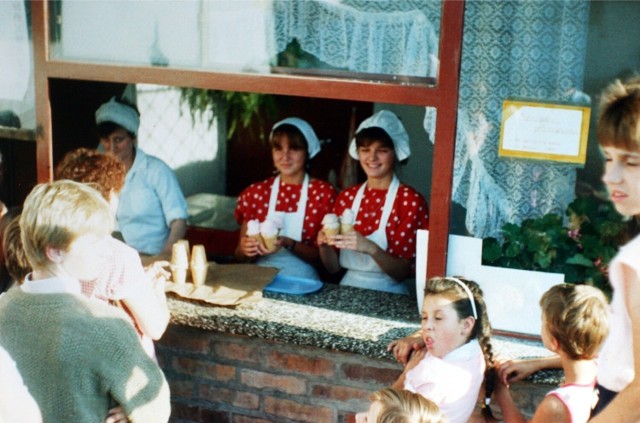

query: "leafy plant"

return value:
[179, 89, 277, 141]
[482, 195, 628, 294]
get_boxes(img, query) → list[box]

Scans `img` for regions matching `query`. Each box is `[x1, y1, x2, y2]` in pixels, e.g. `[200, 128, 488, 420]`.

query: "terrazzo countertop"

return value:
[167, 282, 562, 385]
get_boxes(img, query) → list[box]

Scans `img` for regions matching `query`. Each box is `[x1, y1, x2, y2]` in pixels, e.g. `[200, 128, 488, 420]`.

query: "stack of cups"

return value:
[171, 240, 189, 284]
[190, 244, 208, 287]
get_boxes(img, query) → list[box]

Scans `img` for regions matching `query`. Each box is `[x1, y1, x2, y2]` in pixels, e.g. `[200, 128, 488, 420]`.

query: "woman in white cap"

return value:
[95, 95, 189, 256]
[234, 118, 337, 280]
[318, 110, 429, 294]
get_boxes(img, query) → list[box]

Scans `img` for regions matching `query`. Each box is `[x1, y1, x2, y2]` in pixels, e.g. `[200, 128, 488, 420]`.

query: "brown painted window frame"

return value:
[31, 0, 465, 280]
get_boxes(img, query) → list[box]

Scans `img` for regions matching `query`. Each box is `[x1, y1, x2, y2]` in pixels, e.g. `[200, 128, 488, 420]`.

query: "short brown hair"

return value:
[55, 148, 125, 200]
[540, 284, 609, 360]
[371, 388, 447, 423]
[2, 215, 30, 283]
[597, 77, 640, 151]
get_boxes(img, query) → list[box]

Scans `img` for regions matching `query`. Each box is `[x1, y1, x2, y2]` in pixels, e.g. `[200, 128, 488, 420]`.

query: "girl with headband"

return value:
[391, 277, 495, 423]
[234, 118, 337, 280]
[318, 110, 429, 294]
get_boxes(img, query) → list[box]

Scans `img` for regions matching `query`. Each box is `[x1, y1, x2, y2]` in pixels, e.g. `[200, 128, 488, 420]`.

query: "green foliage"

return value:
[482, 195, 627, 294]
[179, 88, 277, 141]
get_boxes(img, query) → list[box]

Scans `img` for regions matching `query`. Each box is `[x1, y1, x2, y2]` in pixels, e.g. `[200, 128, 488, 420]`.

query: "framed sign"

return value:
[499, 100, 591, 164]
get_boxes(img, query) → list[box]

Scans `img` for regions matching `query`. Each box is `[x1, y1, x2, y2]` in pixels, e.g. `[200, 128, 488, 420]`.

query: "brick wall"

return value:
[157, 324, 402, 423]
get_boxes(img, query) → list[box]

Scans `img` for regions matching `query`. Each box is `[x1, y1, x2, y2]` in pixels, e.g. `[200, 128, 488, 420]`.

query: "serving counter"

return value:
[157, 280, 561, 422]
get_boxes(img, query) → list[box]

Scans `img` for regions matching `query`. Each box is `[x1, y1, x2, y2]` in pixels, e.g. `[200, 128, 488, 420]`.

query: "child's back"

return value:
[495, 283, 609, 423]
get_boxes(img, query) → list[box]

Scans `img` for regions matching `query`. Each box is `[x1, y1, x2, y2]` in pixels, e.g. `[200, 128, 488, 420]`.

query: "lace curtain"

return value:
[426, 0, 591, 238]
[273, 0, 439, 78]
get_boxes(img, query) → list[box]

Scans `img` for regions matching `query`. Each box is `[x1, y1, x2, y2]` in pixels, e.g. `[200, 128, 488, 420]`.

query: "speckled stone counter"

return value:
[166, 282, 562, 385]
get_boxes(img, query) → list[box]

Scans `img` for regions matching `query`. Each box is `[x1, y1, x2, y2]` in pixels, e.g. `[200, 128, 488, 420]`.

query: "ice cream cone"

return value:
[190, 265, 208, 287]
[171, 242, 189, 267]
[190, 244, 207, 267]
[261, 234, 278, 252]
[340, 223, 354, 234]
[324, 226, 340, 237]
[170, 264, 188, 284]
[176, 239, 190, 262]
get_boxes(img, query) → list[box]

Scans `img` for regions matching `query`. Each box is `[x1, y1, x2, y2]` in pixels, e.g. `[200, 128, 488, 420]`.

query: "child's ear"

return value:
[45, 246, 64, 263]
[461, 316, 476, 336]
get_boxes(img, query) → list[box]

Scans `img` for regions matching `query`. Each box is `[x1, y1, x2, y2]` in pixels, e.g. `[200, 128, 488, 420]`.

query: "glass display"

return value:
[48, 0, 441, 85]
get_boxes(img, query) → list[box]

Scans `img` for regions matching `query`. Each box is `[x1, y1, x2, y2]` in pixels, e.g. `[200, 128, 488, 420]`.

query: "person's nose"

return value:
[603, 162, 623, 185]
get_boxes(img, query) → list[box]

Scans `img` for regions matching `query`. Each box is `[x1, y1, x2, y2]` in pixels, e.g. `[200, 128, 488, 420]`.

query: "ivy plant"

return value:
[179, 88, 277, 141]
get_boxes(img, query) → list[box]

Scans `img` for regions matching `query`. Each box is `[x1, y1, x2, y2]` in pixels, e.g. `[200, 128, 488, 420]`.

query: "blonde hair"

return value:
[20, 180, 113, 270]
[540, 283, 609, 360]
[597, 77, 640, 151]
[371, 388, 447, 423]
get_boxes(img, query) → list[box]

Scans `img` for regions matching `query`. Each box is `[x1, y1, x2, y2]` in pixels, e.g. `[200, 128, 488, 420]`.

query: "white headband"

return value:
[271, 117, 321, 159]
[448, 277, 478, 319]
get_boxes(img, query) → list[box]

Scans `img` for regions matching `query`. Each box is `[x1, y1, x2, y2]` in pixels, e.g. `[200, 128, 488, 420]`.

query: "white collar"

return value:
[20, 274, 82, 295]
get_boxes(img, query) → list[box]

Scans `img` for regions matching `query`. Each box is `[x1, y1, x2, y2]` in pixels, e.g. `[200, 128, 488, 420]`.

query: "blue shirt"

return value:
[116, 148, 188, 255]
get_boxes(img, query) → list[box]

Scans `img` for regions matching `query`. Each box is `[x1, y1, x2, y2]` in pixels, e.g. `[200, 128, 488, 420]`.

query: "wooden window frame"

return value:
[31, 0, 465, 280]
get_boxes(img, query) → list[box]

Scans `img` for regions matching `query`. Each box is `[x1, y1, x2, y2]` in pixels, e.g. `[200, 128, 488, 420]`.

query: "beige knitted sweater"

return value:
[0, 286, 170, 422]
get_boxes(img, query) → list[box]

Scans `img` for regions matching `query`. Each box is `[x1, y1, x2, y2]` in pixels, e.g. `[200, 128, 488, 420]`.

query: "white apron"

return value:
[256, 174, 320, 280]
[340, 175, 409, 294]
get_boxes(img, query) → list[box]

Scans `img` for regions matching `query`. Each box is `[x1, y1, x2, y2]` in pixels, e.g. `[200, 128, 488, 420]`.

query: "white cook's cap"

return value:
[271, 117, 321, 159]
[348, 110, 410, 161]
[95, 97, 140, 136]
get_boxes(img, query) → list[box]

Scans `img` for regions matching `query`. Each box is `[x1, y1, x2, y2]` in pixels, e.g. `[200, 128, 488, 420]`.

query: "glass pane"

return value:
[49, 0, 440, 85]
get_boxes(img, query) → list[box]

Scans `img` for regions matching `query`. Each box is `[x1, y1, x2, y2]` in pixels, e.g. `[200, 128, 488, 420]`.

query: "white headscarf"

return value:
[348, 110, 411, 161]
[271, 117, 321, 159]
[95, 97, 140, 136]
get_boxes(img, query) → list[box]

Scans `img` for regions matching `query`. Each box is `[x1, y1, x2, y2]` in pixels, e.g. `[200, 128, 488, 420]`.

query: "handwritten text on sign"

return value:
[499, 101, 590, 164]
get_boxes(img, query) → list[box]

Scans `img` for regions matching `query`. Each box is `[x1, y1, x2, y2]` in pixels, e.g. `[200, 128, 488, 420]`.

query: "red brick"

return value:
[266, 351, 334, 377]
[214, 363, 237, 382]
[311, 384, 373, 402]
[159, 326, 210, 354]
[170, 403, 228, 422]
[232, 415, 276, 423]
[241, 369, 306, 395]
[341, 363, 400, 386]
[213, 341, 261, 364]
[168, 380, 195, 398]
[199, 385, 260, 410]
[264, 396, 333, 422]
[157, 326, 210, 354]
[171, 357, 237, 383]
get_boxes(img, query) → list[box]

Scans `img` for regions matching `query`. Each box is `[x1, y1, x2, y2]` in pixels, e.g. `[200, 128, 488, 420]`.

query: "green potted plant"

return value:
[482, 195, 628, 295]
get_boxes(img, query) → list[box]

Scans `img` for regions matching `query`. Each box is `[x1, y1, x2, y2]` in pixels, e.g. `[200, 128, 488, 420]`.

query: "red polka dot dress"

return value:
[235, 176, 337, 246]
[334, 183, 429, 260]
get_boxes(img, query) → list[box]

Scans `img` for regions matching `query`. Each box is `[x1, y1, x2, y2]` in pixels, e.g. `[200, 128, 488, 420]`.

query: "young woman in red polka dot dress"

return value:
[234, 118, 337, 280]
[318, 110, 429, 294]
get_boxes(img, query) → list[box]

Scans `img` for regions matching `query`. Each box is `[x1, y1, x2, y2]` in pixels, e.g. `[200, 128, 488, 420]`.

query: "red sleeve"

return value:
[386, 185, 429, 260]
[234, 178, 273, 225]
[301, 180, 338, 243]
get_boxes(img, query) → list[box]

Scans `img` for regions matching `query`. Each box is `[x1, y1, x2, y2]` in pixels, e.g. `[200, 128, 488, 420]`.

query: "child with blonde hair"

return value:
[497, 77, 640, 422]
[356, 387, 448, 423]
[495, 283, 609, 423]
[0, 180, 170, 422]
[55, 147, 170, 358]
[391, 277, 494, 423]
